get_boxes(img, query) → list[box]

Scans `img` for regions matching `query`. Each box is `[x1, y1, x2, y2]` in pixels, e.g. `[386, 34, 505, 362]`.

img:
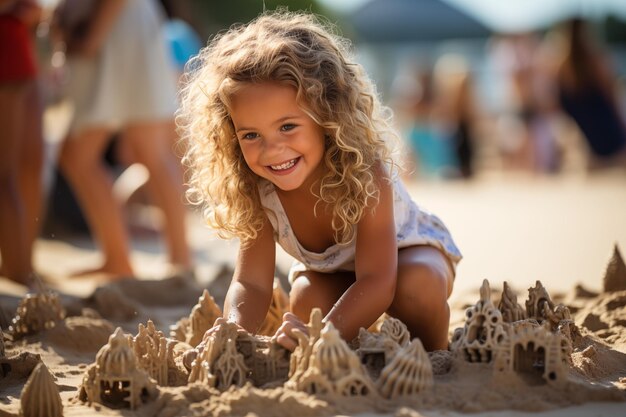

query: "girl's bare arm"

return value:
[223, 215, 277, 334]
[325, 167, 398, 341]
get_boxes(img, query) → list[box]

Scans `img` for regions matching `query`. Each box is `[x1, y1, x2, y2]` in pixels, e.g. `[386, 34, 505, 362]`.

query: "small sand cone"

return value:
[20, 362, 63, 417]
[603, 244, 626, 292]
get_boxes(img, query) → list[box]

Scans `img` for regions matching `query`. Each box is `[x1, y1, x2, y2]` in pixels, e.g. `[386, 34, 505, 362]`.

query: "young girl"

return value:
[178, 11, 461, 352]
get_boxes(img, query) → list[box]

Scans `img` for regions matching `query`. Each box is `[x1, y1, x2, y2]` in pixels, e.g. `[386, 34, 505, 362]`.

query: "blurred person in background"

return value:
[488, 33, 561, 174]
[432, 54, 479, 179]
[391, 65, 458, 179]
[52, 0, 192, 279]
[550, 17, 626, 169]
[0, 0, 44, 287]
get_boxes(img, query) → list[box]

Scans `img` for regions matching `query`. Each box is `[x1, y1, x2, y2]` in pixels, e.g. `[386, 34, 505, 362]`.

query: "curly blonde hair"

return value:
[178, 10, 399, 245]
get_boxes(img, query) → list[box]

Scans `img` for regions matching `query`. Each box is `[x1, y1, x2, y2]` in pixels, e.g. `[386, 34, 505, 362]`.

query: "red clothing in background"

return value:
[0, 14, 37, 82]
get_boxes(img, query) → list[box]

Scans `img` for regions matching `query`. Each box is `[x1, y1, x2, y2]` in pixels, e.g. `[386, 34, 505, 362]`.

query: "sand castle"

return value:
[452, 279, 574, 386]
[20, 362, 63, 417]
[603, 244, 626, 292]
[187, 317, 291, 389]
[132, 320, 173, 386]
[3, 243, 624, 416]
[170, 288, 222, 347]
[79, 327, 158, 410]
[286, 310, 377, 398]
[170, 278, 289, 347]
[9, 291, 65, 339]
[450, 279, 508, 363]
[70, 276, 593, 413]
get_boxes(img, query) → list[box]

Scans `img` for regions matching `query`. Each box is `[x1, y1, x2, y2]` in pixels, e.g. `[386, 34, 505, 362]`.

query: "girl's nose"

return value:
[263, 134, 286, 154]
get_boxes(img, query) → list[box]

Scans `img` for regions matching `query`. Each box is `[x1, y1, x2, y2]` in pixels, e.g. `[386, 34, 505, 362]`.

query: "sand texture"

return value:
[1, 267, 625, 417]
[2, 173, 626, 416]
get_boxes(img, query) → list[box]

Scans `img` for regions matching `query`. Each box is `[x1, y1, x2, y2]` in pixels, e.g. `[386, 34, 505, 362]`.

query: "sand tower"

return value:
[493, 322, 569, 385]
[377, 338, 433, 399]
[450, 279, 508, 363]
[498, 281, 526, 322]
[20, 362, 63, 417]
[357, 317, 408, 379]
[288, 319, 376, 398]
[80, 327, 157, 410]
[132, 320, 172, 386]
[10, 292, 65, 338]
[603, 244, 626, 292]
[170, 289, 222, 347]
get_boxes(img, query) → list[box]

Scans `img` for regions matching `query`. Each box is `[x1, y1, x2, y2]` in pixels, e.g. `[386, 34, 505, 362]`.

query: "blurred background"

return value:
[37, 0, 626, 181]
[2, 0, 625, 297]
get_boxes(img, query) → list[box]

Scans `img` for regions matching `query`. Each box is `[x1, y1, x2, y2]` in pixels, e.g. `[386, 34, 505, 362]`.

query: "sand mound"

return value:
[1, 273, 625, 417]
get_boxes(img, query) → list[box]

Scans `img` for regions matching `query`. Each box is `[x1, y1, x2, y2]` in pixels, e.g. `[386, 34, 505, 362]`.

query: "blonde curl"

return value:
[177, 10, 400, 244]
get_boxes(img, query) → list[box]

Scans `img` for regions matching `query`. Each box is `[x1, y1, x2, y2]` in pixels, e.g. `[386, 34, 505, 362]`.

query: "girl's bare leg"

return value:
[123, 121, 192, 269]
[59, 127, 134, 277]
[289, 246, 454, 351]
[387, 245, 454, 351]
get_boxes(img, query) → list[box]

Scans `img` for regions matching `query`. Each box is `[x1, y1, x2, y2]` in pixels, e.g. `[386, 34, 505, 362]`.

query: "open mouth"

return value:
[269, 157, 299, 171]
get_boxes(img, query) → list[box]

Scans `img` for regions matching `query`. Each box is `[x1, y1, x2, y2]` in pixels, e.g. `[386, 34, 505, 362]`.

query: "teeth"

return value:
[270, 158, 297, 170]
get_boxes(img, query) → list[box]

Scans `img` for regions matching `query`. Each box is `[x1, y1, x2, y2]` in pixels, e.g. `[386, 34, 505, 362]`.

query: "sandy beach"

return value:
[1, 169, 625, 416]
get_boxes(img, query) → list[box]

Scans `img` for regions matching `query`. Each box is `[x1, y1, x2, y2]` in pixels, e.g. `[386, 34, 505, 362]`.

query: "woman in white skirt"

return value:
[56, 0, 192, 278]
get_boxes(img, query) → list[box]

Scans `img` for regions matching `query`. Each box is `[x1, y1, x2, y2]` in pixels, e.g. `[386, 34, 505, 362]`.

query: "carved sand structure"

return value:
[450, 279, 508, 363]
[603, 244, 626, 292]
[132, 320, 173, 386]
[493, 321, 569, 386]
[376, 338, 433, 399]
[170, 289, 221, 347]
[452, 279, 575, 386]
[187, 318, 291, 389]
[287, 317, 377, 398]
[171, 280, 289, 347]
[1, 246, 625, 416]
[20, 362, 63, 417]
[79, 327, 158, 410]
[9, 291, 65, 339]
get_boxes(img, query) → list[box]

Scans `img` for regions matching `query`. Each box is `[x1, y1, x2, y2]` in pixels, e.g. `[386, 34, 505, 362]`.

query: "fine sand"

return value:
[1, 171, 626, 417]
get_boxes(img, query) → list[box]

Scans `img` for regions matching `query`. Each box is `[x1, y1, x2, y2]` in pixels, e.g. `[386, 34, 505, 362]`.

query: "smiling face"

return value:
[230, 82, 327, 193]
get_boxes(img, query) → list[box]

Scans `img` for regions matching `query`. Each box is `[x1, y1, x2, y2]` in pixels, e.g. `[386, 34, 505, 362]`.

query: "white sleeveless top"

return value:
[257, 178, 462, 283]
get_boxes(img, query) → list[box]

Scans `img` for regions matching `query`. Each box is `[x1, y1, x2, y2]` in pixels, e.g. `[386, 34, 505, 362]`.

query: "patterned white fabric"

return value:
[258, 178, 462, 284]
[65, 0, 178, 134]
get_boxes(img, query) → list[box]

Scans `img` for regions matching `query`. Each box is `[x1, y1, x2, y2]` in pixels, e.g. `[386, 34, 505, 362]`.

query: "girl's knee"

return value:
[391, 260, 450, 315]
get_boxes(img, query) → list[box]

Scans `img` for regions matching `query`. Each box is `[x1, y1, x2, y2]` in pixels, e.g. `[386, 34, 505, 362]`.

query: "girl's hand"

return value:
[272, 312, 309, 351]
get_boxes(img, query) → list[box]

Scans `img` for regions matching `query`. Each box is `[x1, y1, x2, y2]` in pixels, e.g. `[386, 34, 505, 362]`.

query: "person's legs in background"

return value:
[59, 126, 134, 278]
[19, 82, 44, 261]
[0, 81, 36, 286]
[122, 120, 192, 272]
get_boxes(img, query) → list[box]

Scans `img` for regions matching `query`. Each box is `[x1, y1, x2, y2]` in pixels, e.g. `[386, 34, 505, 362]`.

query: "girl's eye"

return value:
[242, 132, 259, 140]
[280, 124, 296, 132]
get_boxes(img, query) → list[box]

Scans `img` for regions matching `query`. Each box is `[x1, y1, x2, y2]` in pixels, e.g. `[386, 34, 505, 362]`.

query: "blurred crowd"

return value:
[1, 0, 625, 287]
[391, 18, 626, 180]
